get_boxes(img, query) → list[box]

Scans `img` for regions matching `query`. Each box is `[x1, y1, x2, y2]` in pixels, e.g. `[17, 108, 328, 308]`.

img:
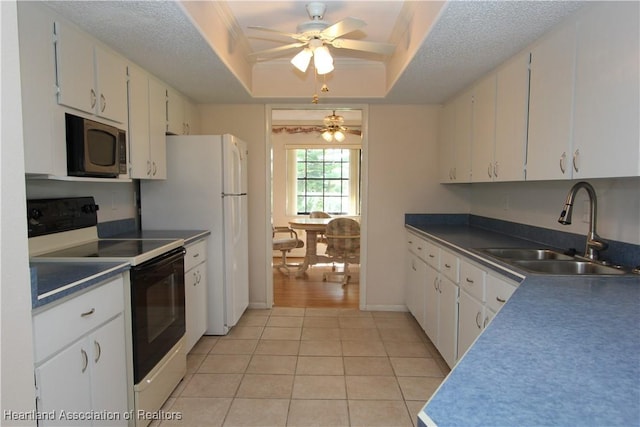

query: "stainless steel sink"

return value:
[479, 248, 574, 261]
[511, 260, 628, 275]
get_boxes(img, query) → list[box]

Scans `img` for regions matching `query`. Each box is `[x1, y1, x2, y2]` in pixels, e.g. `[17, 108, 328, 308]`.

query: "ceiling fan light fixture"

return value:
[291, 48, 312, 72]
[333, 130, 345, 142]
[321, 130, 334, 142]
[313, 45, 334, 75]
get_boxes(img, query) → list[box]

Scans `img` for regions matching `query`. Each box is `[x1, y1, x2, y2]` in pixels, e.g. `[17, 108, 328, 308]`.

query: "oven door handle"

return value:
[131, 247, 186, 273]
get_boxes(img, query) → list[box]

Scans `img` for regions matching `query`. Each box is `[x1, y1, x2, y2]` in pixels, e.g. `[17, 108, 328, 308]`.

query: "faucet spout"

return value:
[558, 181, 608, 260]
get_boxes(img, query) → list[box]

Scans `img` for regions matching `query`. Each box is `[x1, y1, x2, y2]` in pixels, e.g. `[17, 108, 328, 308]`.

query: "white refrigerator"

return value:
[140, 134, 249, 335]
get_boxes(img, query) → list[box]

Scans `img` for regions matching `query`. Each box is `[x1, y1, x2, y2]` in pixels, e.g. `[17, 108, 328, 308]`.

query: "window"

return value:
[287, 148, 361, 215]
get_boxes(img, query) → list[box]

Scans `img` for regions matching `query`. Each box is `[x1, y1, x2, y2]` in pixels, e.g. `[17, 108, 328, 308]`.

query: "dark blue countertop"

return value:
[109, 229, 209, 245]
[406, 221, 640, 426]
[30, 261, 129, 309]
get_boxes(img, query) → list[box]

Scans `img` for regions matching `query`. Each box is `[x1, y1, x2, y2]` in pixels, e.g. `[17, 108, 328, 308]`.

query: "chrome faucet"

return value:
[558, 181, 608, 261]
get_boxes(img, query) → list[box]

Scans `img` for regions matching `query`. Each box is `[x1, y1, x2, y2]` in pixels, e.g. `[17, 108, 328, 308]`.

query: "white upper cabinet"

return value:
[470, 73, 497, 183]
[438, 101, 456, 182]
[494, 51, 529, 182]
[440, 89, 473, 183]
[54, 21, 127, 124]
[528, 2, 639, 180]
[167, 86, 199, 135]
[571, 2, 639, 179]
[526, 21, 577, 181]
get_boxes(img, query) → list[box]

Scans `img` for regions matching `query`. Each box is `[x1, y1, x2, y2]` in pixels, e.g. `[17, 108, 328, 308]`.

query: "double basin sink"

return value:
[478, 248, 630, 275]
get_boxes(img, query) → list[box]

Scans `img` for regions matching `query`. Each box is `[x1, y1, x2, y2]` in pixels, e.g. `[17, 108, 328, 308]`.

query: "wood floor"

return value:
[273, 258, 359, 309]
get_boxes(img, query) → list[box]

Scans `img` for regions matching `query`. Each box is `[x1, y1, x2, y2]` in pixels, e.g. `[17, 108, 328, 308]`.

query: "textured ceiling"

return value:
[43, 0, 586, 105]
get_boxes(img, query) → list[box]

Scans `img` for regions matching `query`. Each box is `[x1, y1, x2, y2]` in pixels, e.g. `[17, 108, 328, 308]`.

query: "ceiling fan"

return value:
[319, 111, 361, 142]
[248, 2, 395, 75]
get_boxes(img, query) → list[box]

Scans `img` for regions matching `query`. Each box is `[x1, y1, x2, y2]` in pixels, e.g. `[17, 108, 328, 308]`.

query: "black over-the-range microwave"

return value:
[66, 113, 127, 178]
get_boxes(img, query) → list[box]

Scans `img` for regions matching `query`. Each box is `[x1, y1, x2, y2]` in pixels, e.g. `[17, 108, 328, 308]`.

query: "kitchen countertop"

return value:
[30, 261, 129, 309]
[407, 223, 640, 426]
[109, 229, 210, 245]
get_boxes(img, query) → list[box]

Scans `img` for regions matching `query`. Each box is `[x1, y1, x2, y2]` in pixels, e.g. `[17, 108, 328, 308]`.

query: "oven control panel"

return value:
[27, 197, 99, 238]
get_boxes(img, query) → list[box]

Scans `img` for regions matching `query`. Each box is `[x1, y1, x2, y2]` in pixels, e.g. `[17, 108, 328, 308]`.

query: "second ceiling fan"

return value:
[248, 2, 395, 74]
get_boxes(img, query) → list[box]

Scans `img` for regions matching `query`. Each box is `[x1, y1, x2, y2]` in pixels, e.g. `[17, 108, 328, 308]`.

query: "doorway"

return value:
[265, 105, 368, 309]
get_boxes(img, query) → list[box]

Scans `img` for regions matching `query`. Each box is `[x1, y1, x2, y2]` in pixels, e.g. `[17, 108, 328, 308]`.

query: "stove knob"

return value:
[29, 208, 43, 220]
[81, 204, 99, 213]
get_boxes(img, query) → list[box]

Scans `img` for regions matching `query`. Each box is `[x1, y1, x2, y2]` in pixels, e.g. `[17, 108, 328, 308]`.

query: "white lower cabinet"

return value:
[33, 276, 128, 426]
[406, 229, 520, 367]
[184, 239, 208, 353]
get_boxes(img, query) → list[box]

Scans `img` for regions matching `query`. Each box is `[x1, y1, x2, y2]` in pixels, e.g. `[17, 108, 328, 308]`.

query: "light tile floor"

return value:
[155, 308, 449, 427]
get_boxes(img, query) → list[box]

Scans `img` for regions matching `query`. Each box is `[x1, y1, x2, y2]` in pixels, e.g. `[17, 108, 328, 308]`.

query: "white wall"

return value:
[469, 178, 640, 245]
[197, 104, 269, 307]
[1, 1, 37, 423]
[365, 105, 470, 309]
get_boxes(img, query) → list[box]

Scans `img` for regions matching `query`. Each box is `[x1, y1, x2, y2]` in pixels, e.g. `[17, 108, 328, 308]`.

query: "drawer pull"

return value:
[465, 278, 474, 284]
[80, 308, 95, 317]
[496, 296, 506, 303]
[193, 253, 200, 258]
[475, 311, 482, 329]
[428, 254, 435, 258]
[81, 349, 88, 373]
[444, 263, 451, 268]
[417, 246, 422, 250]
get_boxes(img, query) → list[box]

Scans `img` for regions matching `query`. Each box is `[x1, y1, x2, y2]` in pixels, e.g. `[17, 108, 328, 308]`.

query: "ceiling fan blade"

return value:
[330, 38, 395, 55]
[248, 26, 306, 41]
[248, 42, 308, 58]
[320, 17, 366, 40]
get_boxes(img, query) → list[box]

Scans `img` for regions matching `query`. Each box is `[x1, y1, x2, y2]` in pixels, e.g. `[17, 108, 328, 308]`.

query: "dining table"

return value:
[288, 217, 333, 275]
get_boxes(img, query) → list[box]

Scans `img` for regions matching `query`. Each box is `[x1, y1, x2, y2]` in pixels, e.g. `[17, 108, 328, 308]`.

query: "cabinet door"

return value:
[453, 89, 473, 182]
[406, 253, 427, 330]
[494, 51, 529, 182]
[36, 340, 92, 426]
[438, 277, 459, 368]
[471, 73, 497, 183]
[457, 290, 484, 360]
[439, 101, 456, 182]
[54, 21, 95, 115]
[94, 46, 128, 124]
[527, 22, 576, 181]
[572, 2, 640, 179]
[183, 98, 200, 135]
[128, 65, 151, 179]
[424, 265, 439, 344]
[166, 86, 184, 135]
[148, 77, 167, 179]
[89, 315, 128, 426]
[185, 263, 208, 352]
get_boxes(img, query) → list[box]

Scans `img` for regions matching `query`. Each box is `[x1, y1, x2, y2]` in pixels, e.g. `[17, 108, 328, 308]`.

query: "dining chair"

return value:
[272, 226, 304, 274]
[323, 218, 360, 286]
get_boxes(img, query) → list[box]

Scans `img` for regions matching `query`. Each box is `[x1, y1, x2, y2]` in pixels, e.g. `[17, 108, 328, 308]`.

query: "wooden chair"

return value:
[323, 218, 360, 286]
[272, 226, 304, 274]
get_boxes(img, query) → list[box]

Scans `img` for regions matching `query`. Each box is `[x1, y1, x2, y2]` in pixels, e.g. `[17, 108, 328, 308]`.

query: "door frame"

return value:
[264, 104, 369, 309]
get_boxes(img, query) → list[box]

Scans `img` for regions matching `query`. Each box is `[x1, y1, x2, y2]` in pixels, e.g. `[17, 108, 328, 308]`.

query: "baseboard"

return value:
[362, 304, 408, 312]
[248, 302, 271, 310]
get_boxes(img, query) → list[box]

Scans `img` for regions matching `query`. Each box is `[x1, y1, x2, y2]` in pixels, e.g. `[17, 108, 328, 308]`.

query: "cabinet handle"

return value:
[411, 260, 417, 271]
[428, 254, 435, 258]
[444, 263, 451, 269]
[152, 162, 157, 176]
[487, 162, 493, 178]
[147, 160, 152, 176]
[187, 124, 190, 134]
[193, 253, 200, 258]
[496, 296, 506, 303]
[453, 167, 457, 180]
[475, 311, 482, 329]
[90, 89, 96, 109]
[494, 162, 499, 178]
[433, 277, 439, 291]
[408, 240, 413, 244]
[483, 316, 490, 328]
[80, 308, 95, 317]
[100, 93, 106, 112]
[559, 152, 567, 174]
[417, 246, 422, 251]
[94, 340, 101, 363]
[81, 349, 88, 373]
[572, 149, 580, 173]
[465, 278, 474, 284]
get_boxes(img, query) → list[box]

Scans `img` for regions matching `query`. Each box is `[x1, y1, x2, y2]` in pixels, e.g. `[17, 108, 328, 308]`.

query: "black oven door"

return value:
[130, 247, 186, 384]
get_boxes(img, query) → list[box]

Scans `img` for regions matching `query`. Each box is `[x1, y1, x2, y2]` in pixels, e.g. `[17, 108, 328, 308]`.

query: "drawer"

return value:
[423, 240, 440, 268]
[460, 260, 486, 302]
[407, 232, 440, 267]
[486, 274, 518, 313]
[185, 239, 207, 271]
[440, 249, 460, 283]
[33, 275, 124, 363]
